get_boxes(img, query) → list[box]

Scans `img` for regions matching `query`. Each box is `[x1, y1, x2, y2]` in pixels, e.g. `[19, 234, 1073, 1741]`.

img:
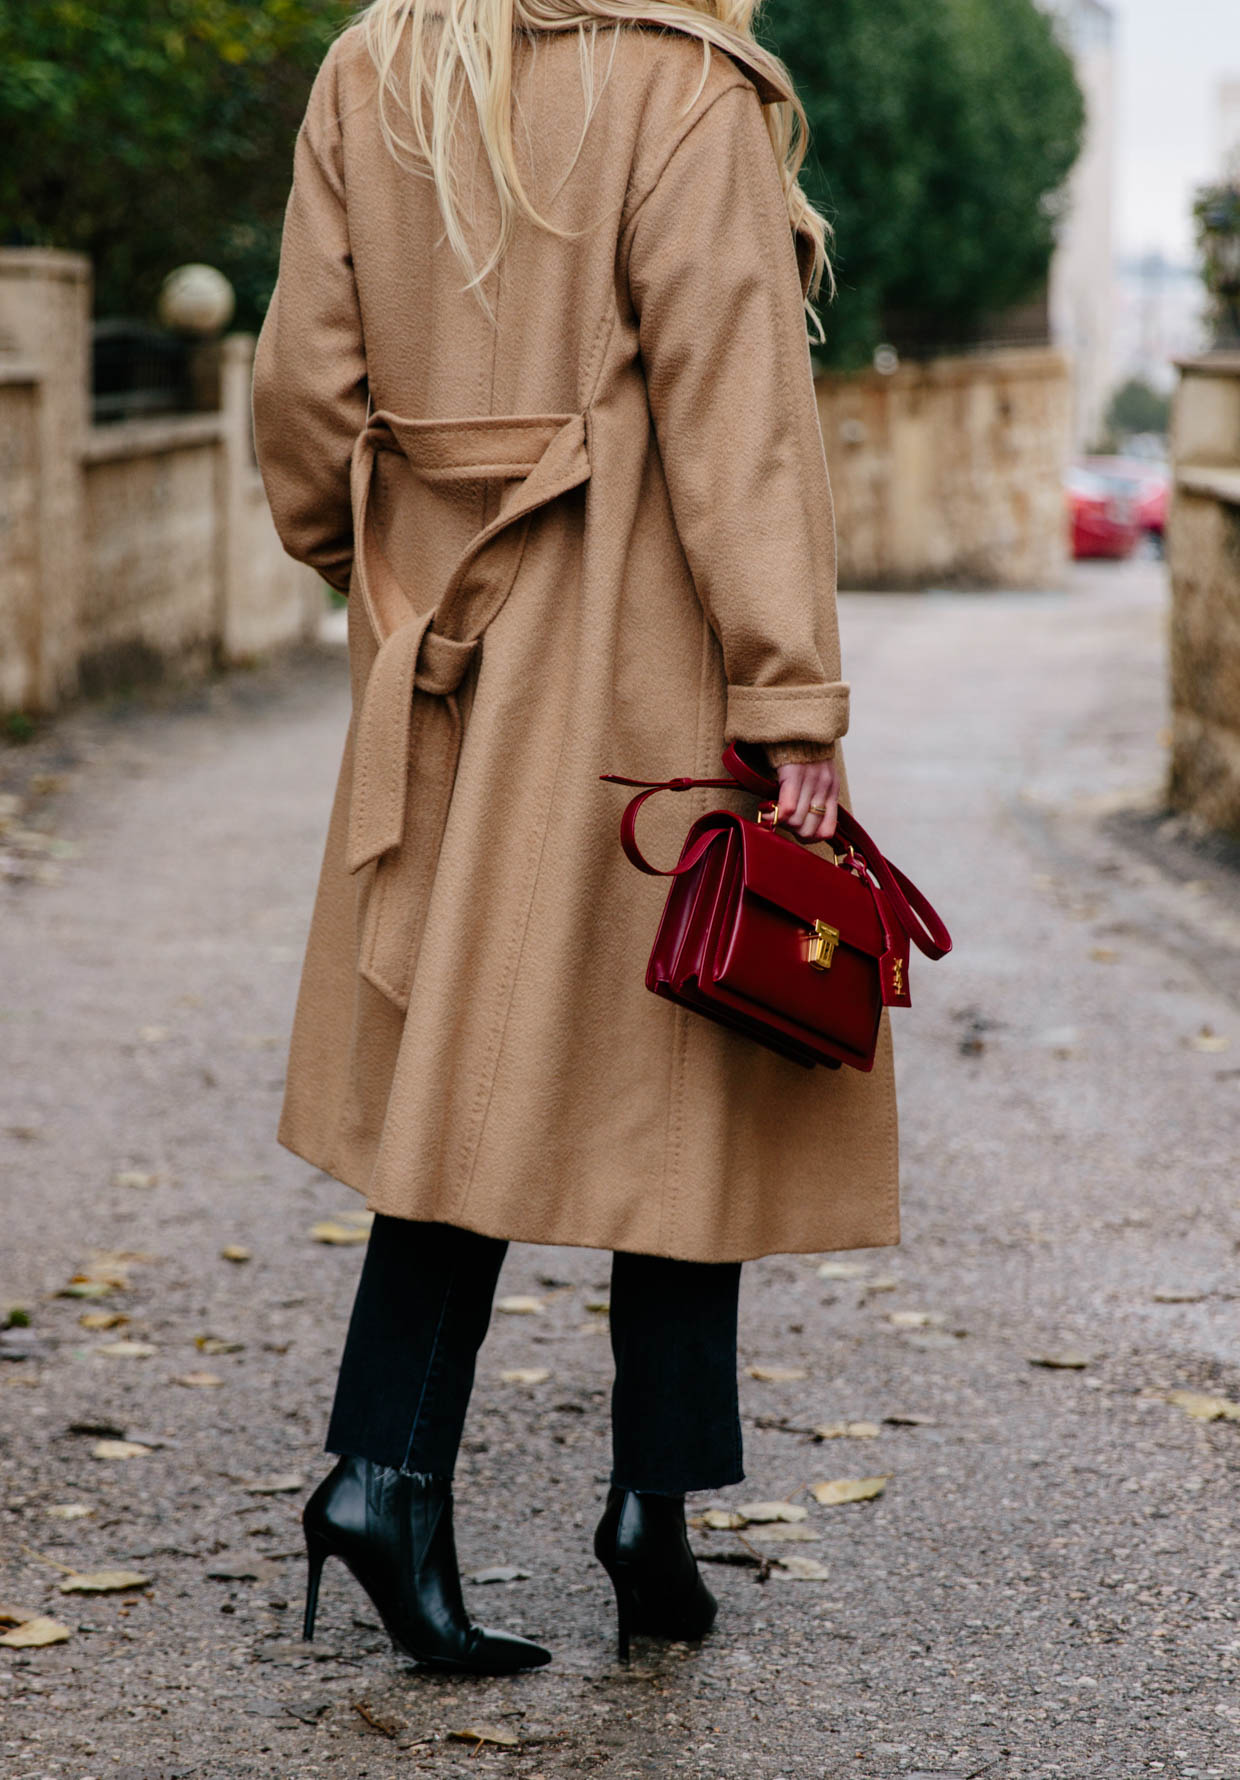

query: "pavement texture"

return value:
[1, 556, 1237, 1780]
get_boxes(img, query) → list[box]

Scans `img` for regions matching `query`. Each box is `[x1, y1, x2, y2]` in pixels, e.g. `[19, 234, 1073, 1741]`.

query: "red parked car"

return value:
[1066, 465, 1141, 560]
[1084, 456, 1170, 545]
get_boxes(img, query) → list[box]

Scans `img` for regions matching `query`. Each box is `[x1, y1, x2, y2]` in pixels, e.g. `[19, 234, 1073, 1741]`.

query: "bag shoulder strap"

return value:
[598, 774, 738, 877]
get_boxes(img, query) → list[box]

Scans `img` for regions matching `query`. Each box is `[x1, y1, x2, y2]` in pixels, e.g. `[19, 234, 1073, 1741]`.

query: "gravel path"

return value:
[1, 558, 1237, 1780]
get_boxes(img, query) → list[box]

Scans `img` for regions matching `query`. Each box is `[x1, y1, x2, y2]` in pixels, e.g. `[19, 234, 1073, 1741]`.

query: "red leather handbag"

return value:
[601, 741, 951, 1072]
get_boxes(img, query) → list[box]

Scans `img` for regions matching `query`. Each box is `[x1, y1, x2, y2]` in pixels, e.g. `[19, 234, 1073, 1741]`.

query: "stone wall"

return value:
[1167, 353, 1240, 837]
[0, 249, 321, 717]
[814, 347, 1072, 591]
[0, 249, 1077, 719]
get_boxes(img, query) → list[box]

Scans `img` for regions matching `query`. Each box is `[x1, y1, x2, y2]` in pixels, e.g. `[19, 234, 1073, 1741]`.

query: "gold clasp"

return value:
[757, 803, 780, 829]
[807, 919, 840, 972]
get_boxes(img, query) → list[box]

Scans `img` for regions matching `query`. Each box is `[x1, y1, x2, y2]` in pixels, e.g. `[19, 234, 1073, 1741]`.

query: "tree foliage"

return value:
[0, 0, 348, 325]
[762, 0, 1085, 367]
[2, 0, 1083, 351]
[1105, 378, 1170, 443]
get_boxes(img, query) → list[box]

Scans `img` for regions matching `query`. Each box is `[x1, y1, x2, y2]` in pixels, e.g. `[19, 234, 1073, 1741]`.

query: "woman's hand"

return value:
[775, 757, 840, 842]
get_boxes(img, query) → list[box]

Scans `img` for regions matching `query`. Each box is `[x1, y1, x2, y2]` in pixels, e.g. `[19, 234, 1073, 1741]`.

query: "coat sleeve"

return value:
[625, 81, 848, 759]
[252, 42, 367, 593]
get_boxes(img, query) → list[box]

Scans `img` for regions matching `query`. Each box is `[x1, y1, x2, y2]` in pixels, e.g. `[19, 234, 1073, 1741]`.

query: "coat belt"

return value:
[343, 409, 592, 1012]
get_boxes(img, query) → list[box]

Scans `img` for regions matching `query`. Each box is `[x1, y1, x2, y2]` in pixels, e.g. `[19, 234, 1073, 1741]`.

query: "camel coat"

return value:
[252, 19, 899, 1262]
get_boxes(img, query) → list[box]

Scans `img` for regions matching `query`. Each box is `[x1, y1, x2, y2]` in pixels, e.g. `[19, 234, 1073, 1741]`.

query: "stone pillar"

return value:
[0, 250, 91, 711]
[215, 332, 323, 662]
[1167, 354, 1240, 837]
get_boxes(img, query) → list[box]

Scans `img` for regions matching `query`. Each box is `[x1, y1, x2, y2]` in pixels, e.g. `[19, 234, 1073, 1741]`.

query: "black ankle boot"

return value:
[302, 1456, 551, 1674]
[593, 1487, 717, 1662]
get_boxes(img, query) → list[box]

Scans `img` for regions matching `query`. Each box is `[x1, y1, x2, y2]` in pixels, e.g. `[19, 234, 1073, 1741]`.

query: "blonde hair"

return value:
[358, 0, 831, 322]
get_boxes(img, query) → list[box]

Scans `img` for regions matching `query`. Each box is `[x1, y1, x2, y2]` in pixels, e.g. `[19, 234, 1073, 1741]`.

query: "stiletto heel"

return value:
[303, 1531, 330, 1642]
[612, 1568, 634, 1664]
[594, 1488, 716, 1662]
[300, 1456, 551, 1674]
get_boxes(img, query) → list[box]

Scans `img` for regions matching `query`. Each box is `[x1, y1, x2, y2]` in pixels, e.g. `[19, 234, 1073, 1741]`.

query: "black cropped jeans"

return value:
[326, 1215, 744, 1496]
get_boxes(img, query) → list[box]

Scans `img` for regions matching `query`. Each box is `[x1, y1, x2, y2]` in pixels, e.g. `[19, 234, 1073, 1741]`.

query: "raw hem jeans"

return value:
[326, 1215, 744, 1495]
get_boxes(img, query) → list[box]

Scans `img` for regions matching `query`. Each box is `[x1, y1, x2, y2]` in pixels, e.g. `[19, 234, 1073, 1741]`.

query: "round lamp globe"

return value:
[158, 264, 236, 337]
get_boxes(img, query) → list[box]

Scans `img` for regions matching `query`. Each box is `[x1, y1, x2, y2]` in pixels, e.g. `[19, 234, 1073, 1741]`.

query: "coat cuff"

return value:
[724, 682, 850, 749]
[763, 738, 836, 768]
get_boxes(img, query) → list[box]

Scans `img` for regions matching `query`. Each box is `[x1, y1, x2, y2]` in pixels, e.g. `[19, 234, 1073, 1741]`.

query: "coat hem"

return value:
[276, 1129, 900, 1265]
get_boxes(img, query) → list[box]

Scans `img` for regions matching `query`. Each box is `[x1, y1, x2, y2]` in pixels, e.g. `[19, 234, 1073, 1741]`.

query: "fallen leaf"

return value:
[695, 1509, 746, 1531]
[95, 1340, 157, 1359]
[1152, 1288, 1207, 1304]
[816, 1261, 869, 1280]
[174, 1371, 223, 1389]
[495, 1295, 545, 1315]
[220, 1245, 252, 1264]
[1089, 947, 1119, 963]
[310, 1220, 369, 1246]
[813, 1421, 880, 1441]
[883, 1412, 937, 1427]
[810, 1476, 889, 1506]
[78, 1311, 128, 1331]
[59, 1569, 150, 1595]
[449, 1724, 520, 1750]
[0, 1616, 71, 1648]
[499, 1368, 550, 1386]
[468, 1566, 530, 1585]
[1165, 1390, 1240, 1423]
[92, 1440, 153, 1461]
[195, 1336, 244, 1355]
[864, 1275, 901, 1293]
[584, 1299, 610, 1315]
[1189, 1027, 1230, 1054]
[746, 1365, 807, 1383]
[743, 1523, 821, 1545]
[242, 1473, 305, 1495]
[735, 1501, 809, 1525]
[0, 1604, 36, 1625]
[887, 1310, 944, 1328]
[352, 1700, 402, 1740]
[139, 1025, 170, 1044]
[46, 1504, 92, 1521]
[58, 1280, 114, 1301]
[770, 1555, 832, 1582]
[697, 1549, 764, 1569]
[112, 1170, 160, 1189]
[1028, 1352, 1091, 1370]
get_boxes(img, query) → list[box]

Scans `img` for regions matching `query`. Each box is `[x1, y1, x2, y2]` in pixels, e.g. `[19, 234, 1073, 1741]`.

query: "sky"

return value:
[1107, 0, 1240, 264]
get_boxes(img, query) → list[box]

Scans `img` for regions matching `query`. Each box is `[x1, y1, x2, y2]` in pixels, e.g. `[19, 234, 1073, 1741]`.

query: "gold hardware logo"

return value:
[891, 958, 905, 995]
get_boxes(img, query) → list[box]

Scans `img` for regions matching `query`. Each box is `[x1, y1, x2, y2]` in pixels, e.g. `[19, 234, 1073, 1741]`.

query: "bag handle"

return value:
[719, 743, 952, 962]
[600, 744, 952, 962]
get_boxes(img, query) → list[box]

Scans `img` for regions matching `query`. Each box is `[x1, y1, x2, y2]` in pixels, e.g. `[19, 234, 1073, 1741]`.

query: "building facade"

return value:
[1039, 0, 1118, 451]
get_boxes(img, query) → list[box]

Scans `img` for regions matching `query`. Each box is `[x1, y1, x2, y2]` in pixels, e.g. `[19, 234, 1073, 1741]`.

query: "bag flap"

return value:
[736, 820, 887, 958]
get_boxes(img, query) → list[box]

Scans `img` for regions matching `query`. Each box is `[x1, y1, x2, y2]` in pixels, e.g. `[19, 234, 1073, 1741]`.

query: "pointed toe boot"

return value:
[593, 1486, 717, 1662]
[301, 1456, 551, 1675]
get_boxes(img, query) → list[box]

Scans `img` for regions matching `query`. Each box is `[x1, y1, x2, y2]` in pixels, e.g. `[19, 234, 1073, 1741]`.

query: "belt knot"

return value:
[344, 406, 592, 1012]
